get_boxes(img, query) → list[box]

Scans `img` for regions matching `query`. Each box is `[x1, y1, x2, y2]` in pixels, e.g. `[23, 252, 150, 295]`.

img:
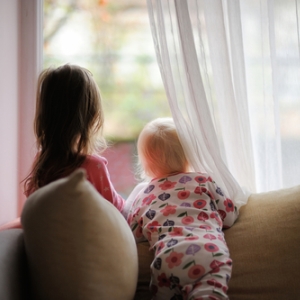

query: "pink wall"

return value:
[0, 0, 42, 226]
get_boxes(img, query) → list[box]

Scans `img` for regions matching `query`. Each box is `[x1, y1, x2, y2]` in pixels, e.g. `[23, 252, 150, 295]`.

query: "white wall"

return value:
[0, 0, 42, 225]
[0, 0, 19, 225]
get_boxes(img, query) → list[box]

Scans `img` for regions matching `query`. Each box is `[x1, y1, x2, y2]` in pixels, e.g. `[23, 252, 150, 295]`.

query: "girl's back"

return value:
[24, 64, 124, 211]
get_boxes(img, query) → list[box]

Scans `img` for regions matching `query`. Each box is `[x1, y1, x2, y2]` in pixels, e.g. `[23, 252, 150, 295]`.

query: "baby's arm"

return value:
[123, 182, 148, 219]
[126, 193, 147, 243]
[206, 180, 239, 228]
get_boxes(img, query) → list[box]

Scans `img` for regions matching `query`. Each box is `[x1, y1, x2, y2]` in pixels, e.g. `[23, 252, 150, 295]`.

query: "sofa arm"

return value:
[0, 229, 30, 300]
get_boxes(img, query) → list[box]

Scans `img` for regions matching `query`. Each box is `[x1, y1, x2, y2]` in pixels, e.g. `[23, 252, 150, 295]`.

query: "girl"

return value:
[24, 64, 124, 212]
[127, 117, 239, 300]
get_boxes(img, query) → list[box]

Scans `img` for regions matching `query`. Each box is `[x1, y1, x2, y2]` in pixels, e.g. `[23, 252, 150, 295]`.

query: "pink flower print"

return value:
[226, 259, 232, 266]
[185, 235, 199, 241]
[217, 234, 225, 243]
[203, 234, 216, 241]
[194, 175, 208, 184]
[142, 194, 156, 205]
[157, 273, 171, 288]
[165, 251, 184, 269]
[135, 226, 143, 238]
[210, 260, 224, 273]
[210, 212, 219, 219]
[133, 207, 140, 218]
[160, 205, 177, 216]
[156, 241, 165, 254]
[159, 180, 177, 190]
[188, 264, 206, 279]
[138, 217, 143, 227]
[224, 198, 234, 212]
[204, 243, 219, 253]
[207, 176, 213, 182]
[210, 212, 222, 227]
[147, 221, 161, 232]
[217, 209, 227, 221]
[169, 227, 184, 236]
[194, 187, 214, 199]
[207, 278, 223, 288]
[193, 199, 207, 209]
[199, 224, 212, 231]
[181, 216, 194, 225]
[197, 211, 209, 221]
[177, 190, 190, 199]
[205, 190, 214, 200]
[194, 186, 203, 195]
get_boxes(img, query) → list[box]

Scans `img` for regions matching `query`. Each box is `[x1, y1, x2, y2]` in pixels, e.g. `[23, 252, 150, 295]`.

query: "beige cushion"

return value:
[135, 185, 300, 299]
[21, 169, 138, 300]
[225, 185, 300, 300]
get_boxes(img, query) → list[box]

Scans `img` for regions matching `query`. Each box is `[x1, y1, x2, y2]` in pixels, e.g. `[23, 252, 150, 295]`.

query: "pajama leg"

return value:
[150, 264, 184, 300]
[183, 263, 232, 300]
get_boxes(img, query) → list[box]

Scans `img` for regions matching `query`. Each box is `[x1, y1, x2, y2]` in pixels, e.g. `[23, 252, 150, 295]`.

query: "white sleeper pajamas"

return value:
[127, 172, 238, 300]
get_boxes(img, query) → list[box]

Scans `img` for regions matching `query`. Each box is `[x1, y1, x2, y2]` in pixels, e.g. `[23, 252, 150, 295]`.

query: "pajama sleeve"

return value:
[126, 195, 147, 243]
[206, 180, 239, 229]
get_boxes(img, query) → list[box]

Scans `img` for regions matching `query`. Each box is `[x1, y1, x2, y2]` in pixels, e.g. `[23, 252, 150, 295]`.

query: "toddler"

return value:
[127, 117, 238, 299]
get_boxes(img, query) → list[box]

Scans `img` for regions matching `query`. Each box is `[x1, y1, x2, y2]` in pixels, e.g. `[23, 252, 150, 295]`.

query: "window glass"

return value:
[44, 0, 171, 197]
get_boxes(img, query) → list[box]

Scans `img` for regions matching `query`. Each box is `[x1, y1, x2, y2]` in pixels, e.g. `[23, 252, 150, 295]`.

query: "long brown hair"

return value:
[24, 64, 106, 196]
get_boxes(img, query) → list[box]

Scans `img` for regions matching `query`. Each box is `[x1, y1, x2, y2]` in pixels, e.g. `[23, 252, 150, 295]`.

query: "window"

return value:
[43, 0, 171, 196]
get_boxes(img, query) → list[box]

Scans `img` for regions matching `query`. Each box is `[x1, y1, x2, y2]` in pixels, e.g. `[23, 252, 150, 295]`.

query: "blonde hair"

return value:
[137, 117, 189, 179]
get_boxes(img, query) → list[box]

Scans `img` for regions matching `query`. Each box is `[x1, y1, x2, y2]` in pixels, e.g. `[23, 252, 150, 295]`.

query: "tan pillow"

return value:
[21, 169, 138, 300]
[135, 185, 300, 300]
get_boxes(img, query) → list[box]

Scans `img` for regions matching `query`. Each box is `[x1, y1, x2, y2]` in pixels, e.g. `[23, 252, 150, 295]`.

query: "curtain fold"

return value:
[147, 0, 251, 209]
[147, 0, 300, 207]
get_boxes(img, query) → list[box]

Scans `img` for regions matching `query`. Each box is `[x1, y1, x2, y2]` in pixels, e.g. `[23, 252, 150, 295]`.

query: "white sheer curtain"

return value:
[147, 0, 300, 207]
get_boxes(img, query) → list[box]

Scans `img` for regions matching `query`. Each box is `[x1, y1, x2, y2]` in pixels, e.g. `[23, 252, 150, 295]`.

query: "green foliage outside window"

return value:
[43, 0, 171, 141]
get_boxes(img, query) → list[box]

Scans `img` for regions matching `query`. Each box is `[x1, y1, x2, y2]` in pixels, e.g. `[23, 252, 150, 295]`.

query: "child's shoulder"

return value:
[166, 171, 211, 180]
[150, 172, 213, 185]
[82, 154, 107, 167]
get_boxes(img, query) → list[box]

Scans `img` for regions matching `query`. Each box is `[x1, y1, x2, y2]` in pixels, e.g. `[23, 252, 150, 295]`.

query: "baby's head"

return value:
[137, 117, 189, 179]
[35, 64, 105, 154]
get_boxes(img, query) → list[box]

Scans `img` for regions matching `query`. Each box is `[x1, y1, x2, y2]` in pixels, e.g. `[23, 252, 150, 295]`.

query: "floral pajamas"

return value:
[127, 172, 238, 300]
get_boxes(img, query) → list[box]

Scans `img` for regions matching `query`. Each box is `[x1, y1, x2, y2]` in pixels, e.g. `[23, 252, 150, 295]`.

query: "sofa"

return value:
[0, 169, 299, 300]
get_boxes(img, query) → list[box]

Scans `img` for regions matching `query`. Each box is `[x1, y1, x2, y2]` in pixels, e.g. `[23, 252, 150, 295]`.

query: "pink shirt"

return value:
[81, 155, 125, 212]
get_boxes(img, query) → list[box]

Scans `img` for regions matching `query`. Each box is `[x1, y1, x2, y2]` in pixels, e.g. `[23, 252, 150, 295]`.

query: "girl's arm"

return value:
[81, 155, 125, 212]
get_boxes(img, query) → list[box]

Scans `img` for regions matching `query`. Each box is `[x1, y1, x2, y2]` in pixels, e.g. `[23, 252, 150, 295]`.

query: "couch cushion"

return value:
[134, 185, 300, 299]
[225, 185, 300, 300]
[0, 229, 29, 300]
[21, 169, 138, 300]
